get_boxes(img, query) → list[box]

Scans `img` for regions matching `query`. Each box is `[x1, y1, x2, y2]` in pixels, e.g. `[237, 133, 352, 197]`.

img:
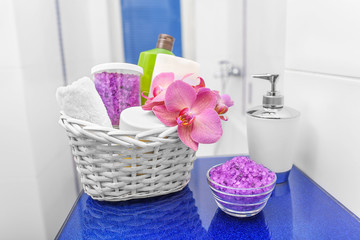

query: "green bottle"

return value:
[138, 34, 175, 105]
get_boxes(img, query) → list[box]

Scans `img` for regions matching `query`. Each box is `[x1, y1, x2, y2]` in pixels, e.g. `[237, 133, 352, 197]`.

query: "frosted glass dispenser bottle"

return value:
[246, 74, 300, 183]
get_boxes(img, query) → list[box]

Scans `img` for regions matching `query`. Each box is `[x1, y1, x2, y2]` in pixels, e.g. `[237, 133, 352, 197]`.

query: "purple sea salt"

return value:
[94, 72, 140, 127]
[210, 156, 275, 191]
[208, 156, 276, 213]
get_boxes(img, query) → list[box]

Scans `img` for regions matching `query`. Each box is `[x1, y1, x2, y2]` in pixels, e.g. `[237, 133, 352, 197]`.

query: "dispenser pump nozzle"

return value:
[252, 74, 284, 108]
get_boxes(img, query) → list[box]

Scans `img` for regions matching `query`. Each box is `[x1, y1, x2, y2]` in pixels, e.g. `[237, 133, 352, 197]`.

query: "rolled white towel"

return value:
[56, 77, 112, 128]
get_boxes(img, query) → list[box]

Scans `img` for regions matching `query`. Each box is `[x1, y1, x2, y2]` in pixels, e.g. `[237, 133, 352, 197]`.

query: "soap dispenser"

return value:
[246, 74, 300, 183]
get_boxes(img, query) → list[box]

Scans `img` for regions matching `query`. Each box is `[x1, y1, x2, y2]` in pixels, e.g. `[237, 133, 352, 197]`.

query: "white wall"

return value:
[0, 0, 77, 239]
[0, 4, 46, 238]
[188, 0, 288, 157]
[189, 0, 360, 218]
[190, 0, 247, 156]
[0, 0, 123, 239]
[245, 0, 287, 109]
[284, 0, 360, 217]
[60, 0, 123, 84]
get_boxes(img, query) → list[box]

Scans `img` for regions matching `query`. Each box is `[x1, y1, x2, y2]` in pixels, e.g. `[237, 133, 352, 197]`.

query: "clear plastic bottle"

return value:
[91, 63, 143, 128]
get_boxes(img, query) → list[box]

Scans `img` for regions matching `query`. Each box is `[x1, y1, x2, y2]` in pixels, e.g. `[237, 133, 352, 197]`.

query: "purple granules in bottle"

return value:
[209, 156, 275, 196]
[94, 72, 140, 126]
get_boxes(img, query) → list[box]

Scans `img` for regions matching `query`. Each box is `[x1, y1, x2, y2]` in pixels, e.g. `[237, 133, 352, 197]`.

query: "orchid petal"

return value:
[191, 88, 217, 115]
[191, 109, 222, 144]
[152, 105, 178, 126]
[148, 72, 175, 98]
[181, 73, 200, 86]
[215, 104, 228, 115]
[152, 86, 163, 97]
[165, 81, 196, 112]
[219, 115, 229, 121]
[180, 73, 194, 81]
[141, 91, 152, 100]
[197, 77, 205, 87]
[193, 77, 205, 92]
[151, 91, 166, 102]
[221, 94, 234, 107]
[213, 90, 221, 99]
[178, 125, 198, 151]
[142, 100, 164, 111]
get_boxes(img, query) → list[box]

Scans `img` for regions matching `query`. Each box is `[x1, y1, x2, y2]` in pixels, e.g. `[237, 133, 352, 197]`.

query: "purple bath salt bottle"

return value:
[91, 63, 143, 128]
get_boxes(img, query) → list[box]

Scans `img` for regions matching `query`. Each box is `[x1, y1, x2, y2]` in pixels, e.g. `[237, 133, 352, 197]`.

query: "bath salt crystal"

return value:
[209, 156, 275, 194]
[94, 72, 140, 126]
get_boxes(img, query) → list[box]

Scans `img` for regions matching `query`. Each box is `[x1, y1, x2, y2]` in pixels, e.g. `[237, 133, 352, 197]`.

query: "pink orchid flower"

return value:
[192, 77, 205, 92]
[214, 91, 234, 121]
[153, 80, 223, 151]
[142, 72, 175, 110]
[142, 72, 206, 110]
[176, 73, 204, 90]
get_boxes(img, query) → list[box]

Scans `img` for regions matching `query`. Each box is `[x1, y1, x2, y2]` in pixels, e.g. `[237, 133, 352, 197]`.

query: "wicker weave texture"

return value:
[59, 113, 196, 201]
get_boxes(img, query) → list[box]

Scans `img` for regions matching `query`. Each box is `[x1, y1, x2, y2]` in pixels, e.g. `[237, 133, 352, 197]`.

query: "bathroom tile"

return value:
[0, 68, 37, 178]
[0, 177, 46, 239]
[197, 118, 248, 157]
[194, 0, 245, 93]
[286, 0, 360, 78]
[223, 0, 245, 117]
[8, 0, 113, 176]
[87, 1, 113, 63]
[59, 0, 90, 82]
[20, 65, 74, 176]
[225, 0, 244, 66]
[37, 155, 77, 239]
[10, 0, 62, 69]
[197, 143, 218, 158]
[195, 0, 287, 157]
[215, 117, 249, 156]
[0, 0, 75, 176]
[180, 0, 196, 61]
[0, 1, 21, 68]
[284, 70, 360, 217]
[59, 0, 116, 83]
[194, 0, 231, 92]
[0, 66, 76, 238]
[246, 0, 287, 108]
[193, 0, 246, 156]
[107, 0, 125, 62]
[59, 0, 105, 82]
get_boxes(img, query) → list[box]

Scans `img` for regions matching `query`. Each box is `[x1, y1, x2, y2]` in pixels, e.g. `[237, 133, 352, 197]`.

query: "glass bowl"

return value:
[207, 164, 277, 218]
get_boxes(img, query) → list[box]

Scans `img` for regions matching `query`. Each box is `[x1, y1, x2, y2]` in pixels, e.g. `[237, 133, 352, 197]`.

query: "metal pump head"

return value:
[252, 74, 284, 108]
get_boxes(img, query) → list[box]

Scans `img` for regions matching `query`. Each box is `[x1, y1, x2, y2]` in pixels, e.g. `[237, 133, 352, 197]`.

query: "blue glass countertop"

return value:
[56, 156, 360, 239]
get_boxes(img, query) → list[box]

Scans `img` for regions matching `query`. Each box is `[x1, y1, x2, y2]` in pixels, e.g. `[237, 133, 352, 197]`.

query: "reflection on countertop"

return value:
[57, 156, 360, 240]
[80, 186, 207, 240]
[209, 210, 270, 239]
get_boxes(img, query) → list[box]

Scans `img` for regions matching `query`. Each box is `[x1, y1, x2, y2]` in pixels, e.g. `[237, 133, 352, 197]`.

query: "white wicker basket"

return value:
[59, 112, 196, 201]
